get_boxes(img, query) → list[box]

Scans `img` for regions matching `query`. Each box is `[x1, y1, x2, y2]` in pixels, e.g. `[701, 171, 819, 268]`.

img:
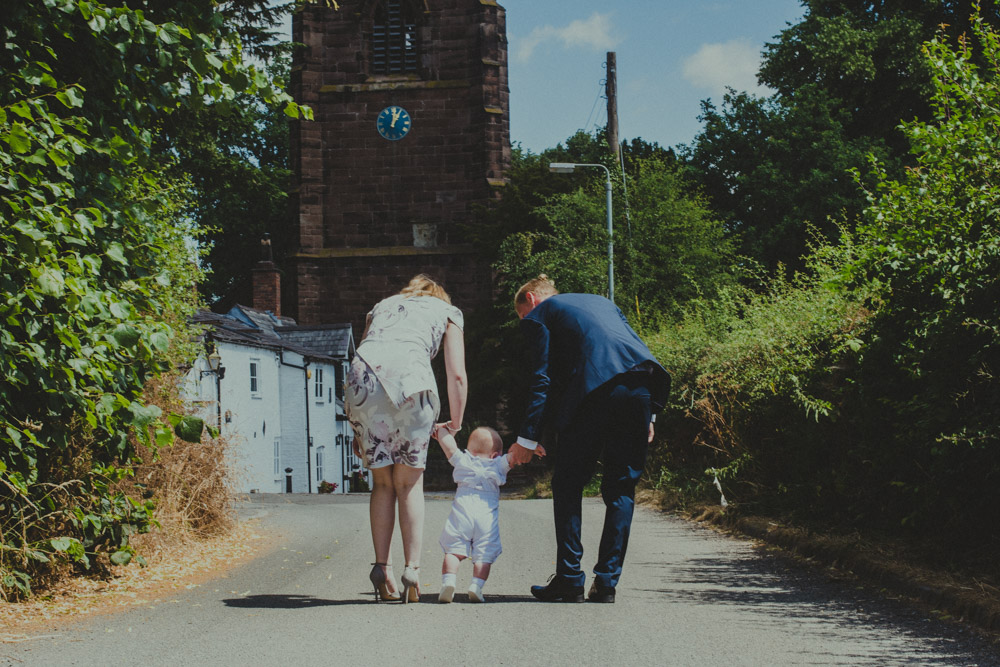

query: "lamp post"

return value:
[548, 162, 614, 304]
[200, 347, 226, 431]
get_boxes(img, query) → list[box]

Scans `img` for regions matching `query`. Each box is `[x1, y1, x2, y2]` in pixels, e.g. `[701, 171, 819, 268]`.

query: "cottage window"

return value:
[335, 362, 345, 400]
[371, 0, 419, 75]
[250, 359, 260, 396]
[315, 447, 325, 482]
[314, 367, 324, 400]
[273, 439, 281, 477]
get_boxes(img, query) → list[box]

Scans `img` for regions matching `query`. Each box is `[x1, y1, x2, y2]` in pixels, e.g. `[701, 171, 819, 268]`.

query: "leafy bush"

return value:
[651, 10, 1000, 560]
[0, 0, 307, 599]
[842, 8, 1000, 536]
[647, 234, 872, 511]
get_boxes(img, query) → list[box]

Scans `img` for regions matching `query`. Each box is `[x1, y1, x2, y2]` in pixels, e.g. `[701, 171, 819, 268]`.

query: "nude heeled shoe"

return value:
[400, 565, 420, 604]
[369, 563, 400, 602]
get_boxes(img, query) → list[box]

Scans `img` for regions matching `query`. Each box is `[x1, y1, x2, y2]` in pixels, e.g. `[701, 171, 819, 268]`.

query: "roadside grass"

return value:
[0, 521, 265, 640]
[0, 368, 243, 632]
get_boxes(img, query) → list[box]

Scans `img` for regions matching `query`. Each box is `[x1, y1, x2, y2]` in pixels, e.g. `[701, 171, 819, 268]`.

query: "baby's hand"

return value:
[432, 422, 453, 442]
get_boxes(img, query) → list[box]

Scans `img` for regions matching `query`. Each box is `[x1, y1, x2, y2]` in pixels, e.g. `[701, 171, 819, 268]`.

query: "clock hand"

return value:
[390, 108, 401, 127]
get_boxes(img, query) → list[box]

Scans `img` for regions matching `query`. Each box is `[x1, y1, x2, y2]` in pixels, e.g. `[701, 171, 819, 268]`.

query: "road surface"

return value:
[3, 494, 998, 666]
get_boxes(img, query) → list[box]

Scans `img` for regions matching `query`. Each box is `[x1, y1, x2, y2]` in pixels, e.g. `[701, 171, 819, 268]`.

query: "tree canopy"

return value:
[683, 0, 999, 271]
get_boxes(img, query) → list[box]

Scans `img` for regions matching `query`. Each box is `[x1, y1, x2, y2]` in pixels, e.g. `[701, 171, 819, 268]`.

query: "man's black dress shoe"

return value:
[587, 581, 616, 603]
[530, 576, 585, 602]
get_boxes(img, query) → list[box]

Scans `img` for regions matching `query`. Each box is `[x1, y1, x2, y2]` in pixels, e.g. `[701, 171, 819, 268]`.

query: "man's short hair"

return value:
[514, 274, 558, 308]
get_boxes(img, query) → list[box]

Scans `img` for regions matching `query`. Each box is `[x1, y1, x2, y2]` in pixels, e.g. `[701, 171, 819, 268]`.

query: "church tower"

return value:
[288, 0, 510, 331]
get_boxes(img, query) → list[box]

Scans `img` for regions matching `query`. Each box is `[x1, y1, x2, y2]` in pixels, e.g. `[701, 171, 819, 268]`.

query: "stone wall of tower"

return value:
[288, 0, 510, 332]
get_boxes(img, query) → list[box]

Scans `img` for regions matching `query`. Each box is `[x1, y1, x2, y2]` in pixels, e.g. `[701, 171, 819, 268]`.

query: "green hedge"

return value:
[0, 0, 308, 598]
[648, 12, 1000, 560]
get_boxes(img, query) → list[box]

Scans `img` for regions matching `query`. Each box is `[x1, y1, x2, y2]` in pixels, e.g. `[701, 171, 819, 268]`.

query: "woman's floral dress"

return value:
[345, 294, 464, 469]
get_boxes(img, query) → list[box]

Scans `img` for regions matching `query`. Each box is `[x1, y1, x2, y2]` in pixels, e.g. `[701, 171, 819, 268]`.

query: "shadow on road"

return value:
[223, 593, 538, 608]
[633, 554, 998, 666]
[223, 594, 369, 608]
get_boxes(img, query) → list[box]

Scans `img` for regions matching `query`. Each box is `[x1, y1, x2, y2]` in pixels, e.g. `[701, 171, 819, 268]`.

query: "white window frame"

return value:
[315, 446, 325, 482]
[314, 367, 324, 402]
[335, 362, 346, 401]
[250, 358, 261, 398]
[273, 439, 281, 479]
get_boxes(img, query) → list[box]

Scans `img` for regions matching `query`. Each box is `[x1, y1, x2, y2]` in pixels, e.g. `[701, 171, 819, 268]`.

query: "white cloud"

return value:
[513, 13, 620, 63]
[681, 38, 766, 98]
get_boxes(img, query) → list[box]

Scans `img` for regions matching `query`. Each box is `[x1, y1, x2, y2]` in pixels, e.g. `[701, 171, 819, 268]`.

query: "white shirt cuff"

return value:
[516, 436, 538, 450]
[650, 414, 656, 423]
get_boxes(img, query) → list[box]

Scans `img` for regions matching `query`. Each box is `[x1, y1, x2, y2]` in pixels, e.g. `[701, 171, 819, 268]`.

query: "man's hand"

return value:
[508, 442, 545, 465]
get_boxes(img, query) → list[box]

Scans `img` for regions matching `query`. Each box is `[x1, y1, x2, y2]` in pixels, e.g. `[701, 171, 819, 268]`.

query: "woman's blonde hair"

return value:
[399, 274, 452, 304]
[514, 274, 558, 307]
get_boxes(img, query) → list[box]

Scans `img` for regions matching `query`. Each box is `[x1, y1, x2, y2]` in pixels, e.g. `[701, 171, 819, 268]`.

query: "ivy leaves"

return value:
[1, 0, 302, 598]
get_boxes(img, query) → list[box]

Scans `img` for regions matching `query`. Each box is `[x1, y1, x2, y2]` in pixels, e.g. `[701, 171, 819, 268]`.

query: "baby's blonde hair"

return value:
[467, 426, 503, 457]
[399, 274, 451, 304]
[514, 273, 558, 308]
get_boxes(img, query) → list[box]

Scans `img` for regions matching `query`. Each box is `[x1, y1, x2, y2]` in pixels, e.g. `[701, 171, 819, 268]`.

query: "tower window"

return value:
[372, 0, 418, 75]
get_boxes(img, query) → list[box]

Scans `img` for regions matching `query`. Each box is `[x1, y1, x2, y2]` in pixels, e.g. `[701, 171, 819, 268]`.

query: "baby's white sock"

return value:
[471, 577, 486, 590]
[442, 573, 457, 588]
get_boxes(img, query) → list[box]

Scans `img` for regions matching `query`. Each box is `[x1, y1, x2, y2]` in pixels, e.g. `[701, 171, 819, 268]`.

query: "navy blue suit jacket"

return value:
[518, 293, 670, 442]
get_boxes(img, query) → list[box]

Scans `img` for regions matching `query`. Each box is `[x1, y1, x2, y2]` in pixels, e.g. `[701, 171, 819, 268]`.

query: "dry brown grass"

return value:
[126, 372, 236, 551]
[0, 521, 265, 640]
[0, 368, 246, 631]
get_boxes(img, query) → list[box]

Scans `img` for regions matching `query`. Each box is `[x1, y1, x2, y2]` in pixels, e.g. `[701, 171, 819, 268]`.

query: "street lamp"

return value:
[548, 162, 614, 303]
[201, 350, 224, 378]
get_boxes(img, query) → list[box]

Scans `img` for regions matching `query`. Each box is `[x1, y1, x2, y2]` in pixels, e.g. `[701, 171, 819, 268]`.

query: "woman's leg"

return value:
[393, 464, 425, 567]
[370, 467, 397, 582]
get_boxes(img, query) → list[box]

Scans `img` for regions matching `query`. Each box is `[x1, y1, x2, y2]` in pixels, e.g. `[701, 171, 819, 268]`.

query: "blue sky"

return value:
[502, 0, 805, 153]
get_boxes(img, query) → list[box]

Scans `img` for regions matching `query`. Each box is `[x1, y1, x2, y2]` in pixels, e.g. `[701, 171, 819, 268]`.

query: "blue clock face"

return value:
[376, 106, 412, 141]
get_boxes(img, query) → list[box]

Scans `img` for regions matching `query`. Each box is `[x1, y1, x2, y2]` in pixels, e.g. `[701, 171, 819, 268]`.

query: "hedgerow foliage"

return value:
[651, 7, 1000, 554]
[0, 0, 310, 599]
[646, 236, 873, 511]
[845, 7, 1000, 534]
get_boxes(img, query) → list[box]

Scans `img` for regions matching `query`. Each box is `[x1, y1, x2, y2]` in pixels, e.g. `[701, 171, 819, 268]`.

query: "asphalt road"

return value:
[4, 494, 999, 666]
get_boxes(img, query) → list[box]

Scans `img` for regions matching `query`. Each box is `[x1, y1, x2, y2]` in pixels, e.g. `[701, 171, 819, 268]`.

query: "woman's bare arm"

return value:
[442, 321, 467, 431]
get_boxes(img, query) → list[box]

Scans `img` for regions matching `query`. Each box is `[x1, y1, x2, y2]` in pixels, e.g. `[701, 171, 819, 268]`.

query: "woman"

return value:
[346, 275, 467, 603]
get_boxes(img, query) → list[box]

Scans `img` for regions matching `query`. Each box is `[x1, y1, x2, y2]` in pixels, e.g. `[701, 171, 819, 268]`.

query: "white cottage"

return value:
[184, 305, 368, 494]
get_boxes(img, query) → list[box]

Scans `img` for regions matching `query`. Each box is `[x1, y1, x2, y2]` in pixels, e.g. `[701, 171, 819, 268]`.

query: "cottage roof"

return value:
[226, 304, 296, 334]
[192, 306, 353, 363]
[275, 324, 355, 359]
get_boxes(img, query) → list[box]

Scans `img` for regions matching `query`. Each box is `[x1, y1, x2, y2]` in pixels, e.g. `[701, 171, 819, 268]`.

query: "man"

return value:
[508, 275, 670, 603]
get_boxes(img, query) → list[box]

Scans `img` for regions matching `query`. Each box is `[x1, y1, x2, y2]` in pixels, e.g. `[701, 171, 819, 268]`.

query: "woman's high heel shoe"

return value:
[369, 563, 400, 602]
[400, 565, 420, 604]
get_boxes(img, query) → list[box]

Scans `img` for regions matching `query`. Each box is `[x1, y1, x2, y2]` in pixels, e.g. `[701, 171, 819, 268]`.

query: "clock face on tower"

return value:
[376, 106, 412, 141]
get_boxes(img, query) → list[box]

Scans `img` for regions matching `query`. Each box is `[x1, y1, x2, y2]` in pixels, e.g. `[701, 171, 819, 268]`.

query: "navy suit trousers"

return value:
[551, 372, 652, 588]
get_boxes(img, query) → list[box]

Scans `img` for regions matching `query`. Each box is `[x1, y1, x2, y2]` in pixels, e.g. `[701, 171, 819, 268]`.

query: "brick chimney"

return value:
[252, 235, 281, 316]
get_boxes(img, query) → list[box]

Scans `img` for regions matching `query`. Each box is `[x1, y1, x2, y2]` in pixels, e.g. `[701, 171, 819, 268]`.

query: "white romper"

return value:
[438, 450, 511, 564]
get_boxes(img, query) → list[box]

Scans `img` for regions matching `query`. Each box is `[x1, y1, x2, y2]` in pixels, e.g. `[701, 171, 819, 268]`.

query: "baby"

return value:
[432, 423, 511, 603]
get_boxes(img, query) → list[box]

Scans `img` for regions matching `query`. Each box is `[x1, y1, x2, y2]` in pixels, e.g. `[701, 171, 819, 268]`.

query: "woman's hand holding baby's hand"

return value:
[432, 421, 458, 441]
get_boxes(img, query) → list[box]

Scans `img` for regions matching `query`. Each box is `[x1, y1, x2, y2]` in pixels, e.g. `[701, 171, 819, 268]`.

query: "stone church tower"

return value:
[287, 0, 510, 331]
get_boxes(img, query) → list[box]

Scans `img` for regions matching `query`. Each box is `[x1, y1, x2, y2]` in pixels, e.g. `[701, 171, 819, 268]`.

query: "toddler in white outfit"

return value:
[432, 424, 511, 603]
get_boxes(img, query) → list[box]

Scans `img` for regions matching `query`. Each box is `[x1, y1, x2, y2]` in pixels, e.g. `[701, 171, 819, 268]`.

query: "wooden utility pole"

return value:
[606, 51, 619, 158]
